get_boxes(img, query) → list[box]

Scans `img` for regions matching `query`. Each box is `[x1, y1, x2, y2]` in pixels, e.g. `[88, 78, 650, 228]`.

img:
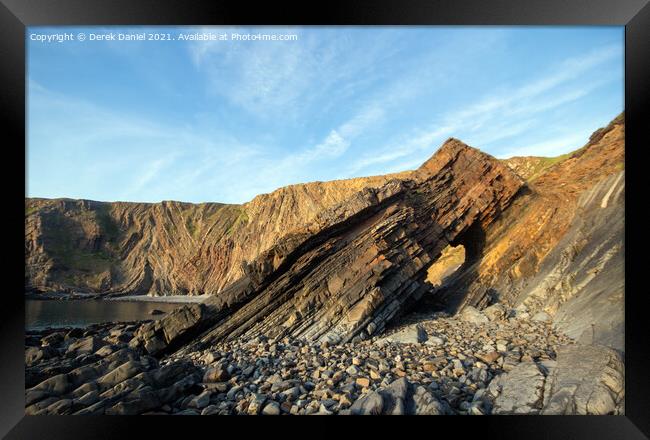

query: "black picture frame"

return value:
[2, 0, 648, 437]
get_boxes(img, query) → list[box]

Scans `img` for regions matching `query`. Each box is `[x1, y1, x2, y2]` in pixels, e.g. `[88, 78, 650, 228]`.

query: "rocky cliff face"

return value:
[24, 114, 626, 417]
[437, 113, 624, 351]
[25, 173, 411, 297]
[26, 114, 624, 353]
[185, 139, 524, 347]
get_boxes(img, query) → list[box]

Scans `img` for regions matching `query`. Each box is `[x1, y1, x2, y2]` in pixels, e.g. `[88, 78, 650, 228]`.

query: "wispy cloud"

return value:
[28, 28, 623, 204]
[345, 44, 622, 174]
[27, 82, 262, 203]
[121, 152, 181, 199]
[186, 27, 407, 122]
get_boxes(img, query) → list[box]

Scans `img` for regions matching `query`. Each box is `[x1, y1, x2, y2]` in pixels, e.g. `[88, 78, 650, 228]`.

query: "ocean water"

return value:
[25, 299, 183, 330]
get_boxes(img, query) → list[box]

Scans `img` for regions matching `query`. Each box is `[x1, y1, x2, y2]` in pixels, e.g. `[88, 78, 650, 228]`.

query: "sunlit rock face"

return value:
[437, 114, 624, 351]
[25, 172, 412, 297]
[26, 114, 625, 355]
[190, 139, 524, 346]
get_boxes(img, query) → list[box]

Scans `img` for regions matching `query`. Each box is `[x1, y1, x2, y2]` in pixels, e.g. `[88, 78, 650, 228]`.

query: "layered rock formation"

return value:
[24, 114, 627, 416]
[25, 173, 410, 297]
[437, 113, 624, 351]
[490, 344, 624, 415]
[185, 140, 523, 347]
[26, 114, 625, 353]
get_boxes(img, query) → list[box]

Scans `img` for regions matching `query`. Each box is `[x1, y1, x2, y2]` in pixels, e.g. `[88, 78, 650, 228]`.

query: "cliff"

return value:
[438, 113, 625, 351]
[25, 114, 625, 350]
[25, 173, 411, 297]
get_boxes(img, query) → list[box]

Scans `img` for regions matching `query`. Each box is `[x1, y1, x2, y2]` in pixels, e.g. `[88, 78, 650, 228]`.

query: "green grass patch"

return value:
[25, 205, 39, 216]
[527, 152, 574, 182]
[224, 207, 249, 237]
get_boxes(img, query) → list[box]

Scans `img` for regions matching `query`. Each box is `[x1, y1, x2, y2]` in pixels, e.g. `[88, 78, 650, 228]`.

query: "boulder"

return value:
[483, 304, 507, 321]
[188, 390, 212, 409]
[41, 332, 65, 347]
[248, 393, 267, 415]
[379, 325, 428, 344]
[262, 401, 281, 415]
[203, 365, 230, 383]
[25, 346, 58, 366]
[459, 306, 490, 324]
[349, 377, 447, 415]
[65, 336, 106, 356]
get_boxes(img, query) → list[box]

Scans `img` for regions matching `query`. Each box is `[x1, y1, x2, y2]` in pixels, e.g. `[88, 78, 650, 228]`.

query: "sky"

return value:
[27, 26, 624, 204]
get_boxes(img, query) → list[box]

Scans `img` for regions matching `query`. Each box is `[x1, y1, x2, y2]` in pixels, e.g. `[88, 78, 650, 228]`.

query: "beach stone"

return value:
[248, 393, 267, 415]
[189, 390, 212, 409]
[262, 401, 281, 415]
[203, 365, 230, 383]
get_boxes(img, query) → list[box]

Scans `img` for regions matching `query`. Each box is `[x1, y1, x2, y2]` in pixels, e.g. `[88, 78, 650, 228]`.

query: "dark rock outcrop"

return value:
[438, 114, 624, 352]
[129, 304, 208, 356]
[185, 139, 523, 347]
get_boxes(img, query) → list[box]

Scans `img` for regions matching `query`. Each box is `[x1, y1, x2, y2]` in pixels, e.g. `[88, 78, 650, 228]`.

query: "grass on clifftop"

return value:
[527, 152, 574, 182]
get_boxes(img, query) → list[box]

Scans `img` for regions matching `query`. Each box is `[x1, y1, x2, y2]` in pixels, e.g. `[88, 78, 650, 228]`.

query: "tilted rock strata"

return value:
[518, 171, 624, 351]
[438, 114, 624, 350]
[188, 139, 523, 346]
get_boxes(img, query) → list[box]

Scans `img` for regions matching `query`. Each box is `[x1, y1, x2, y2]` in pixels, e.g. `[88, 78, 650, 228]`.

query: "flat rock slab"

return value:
[492, 362, 545, 414]
[541, 344, 624, 415]
[491, 344, 624, 415]
[378, 325, 428, 344]
[459, 306, 490, 324]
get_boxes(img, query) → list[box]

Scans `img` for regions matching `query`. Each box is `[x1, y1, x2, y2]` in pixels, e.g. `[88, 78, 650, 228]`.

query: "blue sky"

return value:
[27, 26, 624, 204]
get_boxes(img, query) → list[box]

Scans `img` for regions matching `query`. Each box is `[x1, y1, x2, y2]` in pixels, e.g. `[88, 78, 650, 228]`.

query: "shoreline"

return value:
[106, 294, 209, 304]
[25, 292, 210, 304]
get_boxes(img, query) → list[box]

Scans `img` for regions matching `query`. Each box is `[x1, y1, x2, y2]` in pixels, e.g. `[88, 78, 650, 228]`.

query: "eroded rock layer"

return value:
[188, 140, 523, 346]
[437, 114, 624, 351]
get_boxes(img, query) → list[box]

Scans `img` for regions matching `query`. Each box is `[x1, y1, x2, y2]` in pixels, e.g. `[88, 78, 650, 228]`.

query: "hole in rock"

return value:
[384, 243, 467, 330]
[425, 244, 466, 288]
